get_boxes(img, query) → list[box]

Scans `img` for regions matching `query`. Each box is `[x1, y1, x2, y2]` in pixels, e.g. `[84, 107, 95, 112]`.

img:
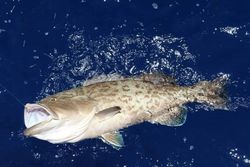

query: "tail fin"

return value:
[193, 74, 229, 110]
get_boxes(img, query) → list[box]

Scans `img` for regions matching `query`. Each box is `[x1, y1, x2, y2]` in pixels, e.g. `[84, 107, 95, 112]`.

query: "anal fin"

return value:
[149, 107, 187, 127]
[101, 131, 124, 149]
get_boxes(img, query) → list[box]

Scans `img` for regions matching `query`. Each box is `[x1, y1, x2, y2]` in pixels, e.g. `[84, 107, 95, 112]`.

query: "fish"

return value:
[23, 73, 229, 149]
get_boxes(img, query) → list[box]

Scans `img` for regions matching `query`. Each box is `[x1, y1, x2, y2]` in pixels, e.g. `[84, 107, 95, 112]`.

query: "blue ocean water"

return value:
[1, 0, 250, 166]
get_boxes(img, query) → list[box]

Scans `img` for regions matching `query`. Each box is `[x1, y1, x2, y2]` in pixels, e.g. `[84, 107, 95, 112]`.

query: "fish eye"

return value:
[50, 98, 57, 102]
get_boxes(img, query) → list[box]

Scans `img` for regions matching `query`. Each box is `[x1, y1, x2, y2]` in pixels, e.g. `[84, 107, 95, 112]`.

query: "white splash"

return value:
[229, 148, 250, 165]
[38, 32, 200, 98]
[220, 26, 239, 35]
[152, 3, 159, 10]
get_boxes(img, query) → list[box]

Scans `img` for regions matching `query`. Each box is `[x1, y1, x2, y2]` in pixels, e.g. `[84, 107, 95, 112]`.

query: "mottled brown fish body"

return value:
[70, 80, 186, 139]
[24, 74, 228, 147]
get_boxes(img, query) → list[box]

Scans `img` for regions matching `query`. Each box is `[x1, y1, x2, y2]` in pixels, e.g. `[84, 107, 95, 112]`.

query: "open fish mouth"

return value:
[24, 103, 53, 128]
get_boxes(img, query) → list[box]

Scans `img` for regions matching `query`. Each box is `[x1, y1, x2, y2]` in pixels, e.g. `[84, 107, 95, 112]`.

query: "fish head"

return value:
[23, 96, 97, 143]
[23, 103, 60, 140]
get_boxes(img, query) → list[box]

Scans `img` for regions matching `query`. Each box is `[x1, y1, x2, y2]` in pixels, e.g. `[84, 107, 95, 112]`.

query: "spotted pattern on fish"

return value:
[24, 73, 229, 146]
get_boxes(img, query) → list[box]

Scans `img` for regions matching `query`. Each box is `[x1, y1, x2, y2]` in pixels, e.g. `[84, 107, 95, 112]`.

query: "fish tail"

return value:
[192, 74, 230, 110]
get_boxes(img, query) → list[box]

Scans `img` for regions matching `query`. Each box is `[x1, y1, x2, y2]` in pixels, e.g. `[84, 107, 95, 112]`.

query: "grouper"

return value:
[24, 73, 228, 149]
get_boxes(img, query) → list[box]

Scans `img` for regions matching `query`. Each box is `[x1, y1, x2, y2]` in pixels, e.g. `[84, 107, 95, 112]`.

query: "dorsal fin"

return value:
[136, 72, 176, 85]
[83, 73, 124, 86]
[82, 72, 176, 87]
[149, 106, 187, 126]
[101, 131, 124, 149]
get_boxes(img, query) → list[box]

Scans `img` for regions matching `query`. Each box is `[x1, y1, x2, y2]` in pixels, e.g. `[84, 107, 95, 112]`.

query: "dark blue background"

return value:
[1, 0, 250, 166]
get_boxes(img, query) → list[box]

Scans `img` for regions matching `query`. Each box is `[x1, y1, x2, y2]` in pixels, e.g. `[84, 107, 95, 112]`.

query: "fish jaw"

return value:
[24, 103, 56, 137]
[24, 103, 55, 129]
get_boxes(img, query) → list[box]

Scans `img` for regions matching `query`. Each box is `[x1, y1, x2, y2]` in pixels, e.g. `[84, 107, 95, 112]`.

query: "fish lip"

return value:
[25, 103, 58, 119]
[24, 103, 48, 113]
[24, 103, 57, 136]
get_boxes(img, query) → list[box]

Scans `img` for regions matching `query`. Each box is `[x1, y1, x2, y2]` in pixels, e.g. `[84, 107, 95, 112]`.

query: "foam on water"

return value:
[38, 31, 200, 99]
[216, 23, 250, 43]
[219, 26, 239, 35]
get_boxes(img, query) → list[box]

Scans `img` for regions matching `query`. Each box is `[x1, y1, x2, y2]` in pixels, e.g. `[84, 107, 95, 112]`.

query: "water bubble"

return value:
[33, 55, 39, 60]
[183, 137, 187, 143]
[189, 145, 194, 151]
[152, 3, 158, 10]
[33, 153, 41, 159]
[229, 147, 250, 165]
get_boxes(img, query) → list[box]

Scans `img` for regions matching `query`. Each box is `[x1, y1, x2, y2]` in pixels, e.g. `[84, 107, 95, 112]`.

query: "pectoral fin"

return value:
[149, 107, 187, 126]
[101, 131, 124, 149]
[95, 106, 121, 121]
